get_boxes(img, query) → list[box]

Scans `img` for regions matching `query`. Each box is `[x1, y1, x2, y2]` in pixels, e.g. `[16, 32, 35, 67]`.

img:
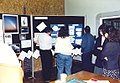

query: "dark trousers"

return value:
[82, 51, 93, 72]
[40, 49, 53, 81]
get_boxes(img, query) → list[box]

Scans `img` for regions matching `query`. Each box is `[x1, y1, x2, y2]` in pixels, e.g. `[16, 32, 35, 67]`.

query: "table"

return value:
[50, 71, 120, 83]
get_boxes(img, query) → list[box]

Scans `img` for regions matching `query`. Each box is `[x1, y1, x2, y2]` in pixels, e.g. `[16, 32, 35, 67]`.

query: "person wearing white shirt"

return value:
[35, 27, 53, 82]
[55, 26, 74, 79]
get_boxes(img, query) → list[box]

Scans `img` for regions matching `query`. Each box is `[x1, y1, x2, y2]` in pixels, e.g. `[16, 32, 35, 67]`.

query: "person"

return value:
[0, 42, 23, 83]
[34, 27, 54, 82]
[101, 27, 120, 80]
[0, 42, 20, 66]
[94, 24, 109, 75]
[55, 26, 74, 79]
[81, 25, 94, 72]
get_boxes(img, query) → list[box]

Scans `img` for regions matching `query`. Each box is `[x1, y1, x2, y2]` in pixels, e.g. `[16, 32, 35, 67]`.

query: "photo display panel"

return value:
[49, 16, 84, 46]
[18, 15, 32, 77]
[33, 16, 84, 47]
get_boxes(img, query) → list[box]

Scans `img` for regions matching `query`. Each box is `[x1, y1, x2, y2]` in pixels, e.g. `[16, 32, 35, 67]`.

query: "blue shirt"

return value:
[81, 33, 94, 53]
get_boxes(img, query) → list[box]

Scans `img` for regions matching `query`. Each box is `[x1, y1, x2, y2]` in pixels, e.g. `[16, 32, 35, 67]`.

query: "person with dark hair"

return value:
[81, 25, 95, 72]
[55, 26, 74, 79]
[94, 24, 109, 75]
[34, 27, 53, 82]
[101, 27, 120, 80]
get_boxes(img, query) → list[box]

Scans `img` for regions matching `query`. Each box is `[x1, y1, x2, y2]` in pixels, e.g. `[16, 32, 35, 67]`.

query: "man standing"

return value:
[81, 26, 94, 72]
[34, 27, 53, 83]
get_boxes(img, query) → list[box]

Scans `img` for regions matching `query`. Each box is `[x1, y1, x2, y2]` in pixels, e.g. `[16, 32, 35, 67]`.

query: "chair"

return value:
[0, 64, 23, 83]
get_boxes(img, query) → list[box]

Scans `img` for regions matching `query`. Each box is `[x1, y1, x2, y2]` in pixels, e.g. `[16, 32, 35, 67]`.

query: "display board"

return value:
[18, 15, 32, 77]
[0, 14, 85, 78]
[1, 13, 32, 77]
[33, 16, 84, 47]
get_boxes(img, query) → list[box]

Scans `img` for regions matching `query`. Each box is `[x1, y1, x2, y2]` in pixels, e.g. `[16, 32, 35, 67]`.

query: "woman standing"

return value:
[55, 26, 74, 79]
[94, 24, 109, 75]
[101, 27, 120, 80]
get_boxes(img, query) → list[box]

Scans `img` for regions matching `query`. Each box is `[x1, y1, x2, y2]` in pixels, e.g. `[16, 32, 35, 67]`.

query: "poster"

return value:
[3, 14, 18, 34]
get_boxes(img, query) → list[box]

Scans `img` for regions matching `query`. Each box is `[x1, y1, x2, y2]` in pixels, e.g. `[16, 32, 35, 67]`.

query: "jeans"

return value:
[94, 66, 103, 75]
[56, 53, 72, 79]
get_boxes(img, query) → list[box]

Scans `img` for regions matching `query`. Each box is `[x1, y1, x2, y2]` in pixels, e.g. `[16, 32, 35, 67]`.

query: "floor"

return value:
[24, 67, 57, 83]
[24, 60, 94, 83]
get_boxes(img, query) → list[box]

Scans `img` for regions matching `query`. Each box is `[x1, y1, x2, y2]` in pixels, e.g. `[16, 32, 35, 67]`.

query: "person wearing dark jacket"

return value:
[81, 26, 94, 72]
[101, 27, 120, 80]
[94, 24, 109, 75]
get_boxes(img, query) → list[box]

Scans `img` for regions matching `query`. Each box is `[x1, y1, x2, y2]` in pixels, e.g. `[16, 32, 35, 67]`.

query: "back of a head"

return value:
[107, 27, 119, 42]
[58, 26, 69, 38]
[84, 26, 90, 33]
[41, 27, 53, 33]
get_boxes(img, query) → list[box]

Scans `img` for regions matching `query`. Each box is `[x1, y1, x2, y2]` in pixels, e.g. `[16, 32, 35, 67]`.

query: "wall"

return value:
[0, 0, 64, 15]
[0, 0, 64, 72]
[65, 0, 120, 36]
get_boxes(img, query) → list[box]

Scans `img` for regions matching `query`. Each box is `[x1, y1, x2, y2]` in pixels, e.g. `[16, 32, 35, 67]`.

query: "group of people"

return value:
[81, 24, 120, 80]
[35, 24, 120, 82]
[34, 26, 73, 82]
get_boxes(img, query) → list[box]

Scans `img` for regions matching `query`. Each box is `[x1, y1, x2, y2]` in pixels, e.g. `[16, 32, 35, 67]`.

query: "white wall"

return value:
[65, 0, 120, 36]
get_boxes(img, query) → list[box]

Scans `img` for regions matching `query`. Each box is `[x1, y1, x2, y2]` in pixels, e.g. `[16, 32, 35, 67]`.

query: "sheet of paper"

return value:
[69, 26, 75, 36]
[21, 40, 31, 48]
[32, 49, 40, 59]
[72, 48, 82, 61]
[34, 33, 41, 46]
[26, 50, 33, 59]
[18, 51, 27, 61]
[34, 17, 48, 20]
[36, 22, 47, 32]
[76, 31, 82, 37]
[70, 37, 75, 43]
[75, 39, 82, 45]
[4, 34, 12, 44]
[76, 28, 82, 31]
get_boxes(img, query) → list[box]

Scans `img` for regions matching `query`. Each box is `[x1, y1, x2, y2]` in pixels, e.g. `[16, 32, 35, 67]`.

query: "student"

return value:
[34, 27, 53, 82]
[101, 27, 120, 80]
[55, 26, 74, 79]
[81, 26, 94, 72]
[94, 24, 109, 75]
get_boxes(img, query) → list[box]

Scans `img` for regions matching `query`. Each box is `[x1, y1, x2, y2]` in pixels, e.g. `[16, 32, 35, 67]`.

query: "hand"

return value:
[104, 57, 108, 61]
[97, 47, 102, 50]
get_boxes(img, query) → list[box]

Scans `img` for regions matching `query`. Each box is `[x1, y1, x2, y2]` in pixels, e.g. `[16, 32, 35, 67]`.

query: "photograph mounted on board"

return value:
[21, 26, 29, 34]
[21, 16, 28, 27]
[3, 14, 19, 34]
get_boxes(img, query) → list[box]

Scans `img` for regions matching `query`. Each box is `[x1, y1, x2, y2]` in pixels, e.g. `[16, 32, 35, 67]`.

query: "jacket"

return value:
[101, 42, 120, 70]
